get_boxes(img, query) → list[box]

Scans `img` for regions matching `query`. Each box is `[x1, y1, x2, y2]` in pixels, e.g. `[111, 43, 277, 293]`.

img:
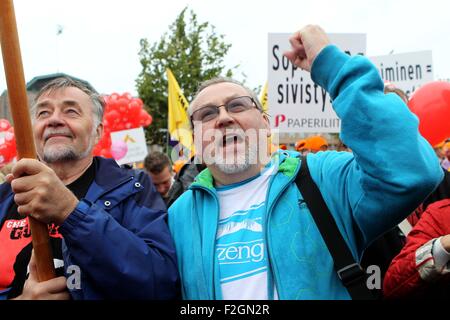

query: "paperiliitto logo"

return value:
[274, 114, 286, 127]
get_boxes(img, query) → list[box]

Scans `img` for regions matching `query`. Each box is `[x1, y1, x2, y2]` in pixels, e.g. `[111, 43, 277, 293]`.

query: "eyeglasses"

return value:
[190, 96, 260, 124]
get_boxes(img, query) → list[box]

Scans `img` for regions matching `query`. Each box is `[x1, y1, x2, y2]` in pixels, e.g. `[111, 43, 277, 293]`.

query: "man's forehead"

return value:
[149, 167, 173, 181]
[192, 82, 248, 110]
[37, 86, 90, 103]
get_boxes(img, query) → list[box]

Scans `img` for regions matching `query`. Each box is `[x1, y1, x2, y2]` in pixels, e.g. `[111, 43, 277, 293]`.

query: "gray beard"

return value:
[215, 162, 252, 175]
[43, 145, 91, 163]
[213, 145, 258, 175]
[42, 128, 97, 163]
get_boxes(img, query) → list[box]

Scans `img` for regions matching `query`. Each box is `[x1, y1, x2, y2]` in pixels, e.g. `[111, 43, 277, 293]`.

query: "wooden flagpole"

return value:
[0, 0, 55, 281]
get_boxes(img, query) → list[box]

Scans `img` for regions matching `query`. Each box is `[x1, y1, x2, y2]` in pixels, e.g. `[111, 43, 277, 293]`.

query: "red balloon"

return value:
[109, 93, 120, 101]
[129, 101, 142, 119]
[130, 117, 140, 128]
[0, 144, 12, 162]
[107, 99, 119, 112]
[100, 148, 112, 159]
[0, 119, 11, 131]
[102, 95, 109, 106]
[102, 93, 150, 131]
[102, 119, 110, 129]
[139, 109, 152, 127]
[118, 106, 128, 115]
[115, 123, 125, 131]
[4, 131, 14, 142]
[121, 92, 133, 100]
[133, 98, 144, 107]
[0, 122, 16, 166]
[105, 110, 120, 124]
[93, 144, 102, 156]
[104, 134, 111, 147]
[8, 139, 16, 152]
[408, 81, 450, 146]
[143, 113, 152, 127]
[117, 98, 129, 108]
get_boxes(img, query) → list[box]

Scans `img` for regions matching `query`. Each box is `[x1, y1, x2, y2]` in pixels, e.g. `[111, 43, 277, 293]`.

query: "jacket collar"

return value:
[84, 156, 135, 202]
[92, 156, 132, 187]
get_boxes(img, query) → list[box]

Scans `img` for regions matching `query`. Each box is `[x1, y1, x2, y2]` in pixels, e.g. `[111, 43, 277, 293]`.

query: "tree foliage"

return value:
[136, 7, 237, 148]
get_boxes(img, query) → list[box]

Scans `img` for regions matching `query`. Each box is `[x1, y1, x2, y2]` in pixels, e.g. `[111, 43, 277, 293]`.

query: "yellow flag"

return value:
[260, 81, 268, 113]
[167, 68, 194, 157]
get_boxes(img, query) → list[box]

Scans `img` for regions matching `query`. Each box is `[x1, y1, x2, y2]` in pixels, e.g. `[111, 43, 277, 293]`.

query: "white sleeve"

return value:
[432, 237, 450, 271]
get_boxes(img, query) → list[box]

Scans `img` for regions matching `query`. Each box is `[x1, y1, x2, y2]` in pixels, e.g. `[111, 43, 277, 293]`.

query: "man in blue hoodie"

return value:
[168, 25, 443, 299]
[0, 77, 179, 299]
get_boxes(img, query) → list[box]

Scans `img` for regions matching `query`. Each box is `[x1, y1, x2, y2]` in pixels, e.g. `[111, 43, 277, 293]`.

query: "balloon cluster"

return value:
[93, 93, 153, 159]
[0, 119, 17, 167]
[408, 81, 450, 146]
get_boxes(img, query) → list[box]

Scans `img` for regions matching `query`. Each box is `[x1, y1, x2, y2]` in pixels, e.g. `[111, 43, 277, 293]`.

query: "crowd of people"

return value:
[0, 25, 448, 300]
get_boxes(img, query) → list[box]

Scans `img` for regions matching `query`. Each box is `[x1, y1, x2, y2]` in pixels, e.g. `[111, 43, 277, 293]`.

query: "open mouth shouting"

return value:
[220, 132, 245, 151]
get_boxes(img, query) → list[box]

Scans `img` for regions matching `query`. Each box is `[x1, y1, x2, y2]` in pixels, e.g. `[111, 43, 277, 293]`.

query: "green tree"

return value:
[136, 7, 237, 149]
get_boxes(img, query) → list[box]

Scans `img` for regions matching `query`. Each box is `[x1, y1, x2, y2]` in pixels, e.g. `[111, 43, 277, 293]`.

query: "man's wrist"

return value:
[432, 237, 450, 271]
[56, 196, 79, 225]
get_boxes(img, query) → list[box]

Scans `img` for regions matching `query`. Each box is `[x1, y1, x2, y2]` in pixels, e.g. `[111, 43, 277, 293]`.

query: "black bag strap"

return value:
[295, 155, 374, 300]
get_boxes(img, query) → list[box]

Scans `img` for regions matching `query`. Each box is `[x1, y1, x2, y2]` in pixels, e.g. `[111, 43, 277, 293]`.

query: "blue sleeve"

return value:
[60, 171, 180, 299]
[0, 288, 10, 300]
[306, 45, 443, 254]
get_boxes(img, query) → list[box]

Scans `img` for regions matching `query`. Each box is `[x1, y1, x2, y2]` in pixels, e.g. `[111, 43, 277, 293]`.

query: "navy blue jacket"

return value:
[0, 157, 180, 299]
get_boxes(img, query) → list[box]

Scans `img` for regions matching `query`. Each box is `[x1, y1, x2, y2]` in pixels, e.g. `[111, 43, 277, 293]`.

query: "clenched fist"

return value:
[7, 158, 79, 225]
[284, 24, 331, 72]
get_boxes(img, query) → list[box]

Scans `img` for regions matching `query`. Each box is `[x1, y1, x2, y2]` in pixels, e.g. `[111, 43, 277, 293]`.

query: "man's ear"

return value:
[263, 113, 271, 137]
[95, 123, 104, 144]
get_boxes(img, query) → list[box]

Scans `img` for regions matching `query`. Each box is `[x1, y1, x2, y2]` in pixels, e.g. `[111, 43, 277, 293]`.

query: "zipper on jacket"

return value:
[190, 184, 220, 300]
[265, 158, 302, 300]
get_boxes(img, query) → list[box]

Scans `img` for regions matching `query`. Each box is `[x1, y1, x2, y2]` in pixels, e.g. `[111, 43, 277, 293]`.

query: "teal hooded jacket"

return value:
[168, 45, 443, 299]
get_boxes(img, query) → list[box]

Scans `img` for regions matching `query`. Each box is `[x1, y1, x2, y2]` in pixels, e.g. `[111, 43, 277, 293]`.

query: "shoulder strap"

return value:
[295, 155, 374, 300]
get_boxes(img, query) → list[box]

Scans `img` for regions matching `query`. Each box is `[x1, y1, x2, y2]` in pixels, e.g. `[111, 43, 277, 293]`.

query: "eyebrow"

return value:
[35, 100, 82, 110]
[35, 101, 50, 109]
[195, 94, 244, 110]
[61, 100, 82, 110]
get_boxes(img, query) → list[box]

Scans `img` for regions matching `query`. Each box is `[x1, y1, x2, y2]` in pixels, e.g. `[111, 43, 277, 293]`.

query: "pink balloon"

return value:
[110, 140, 128, 160]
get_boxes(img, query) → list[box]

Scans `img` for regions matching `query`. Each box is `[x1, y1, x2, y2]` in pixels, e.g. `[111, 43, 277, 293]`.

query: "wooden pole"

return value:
[0, 0, 55, 281]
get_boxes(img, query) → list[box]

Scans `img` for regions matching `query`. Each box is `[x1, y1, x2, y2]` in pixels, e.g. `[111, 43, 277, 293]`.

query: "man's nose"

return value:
[216, 106, 235, 127]
[157, 186, 167, 195]
[46, 110, 65, 126]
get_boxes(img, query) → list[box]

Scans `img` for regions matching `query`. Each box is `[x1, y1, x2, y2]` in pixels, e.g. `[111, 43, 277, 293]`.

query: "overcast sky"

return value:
[1, 0, 449, 96]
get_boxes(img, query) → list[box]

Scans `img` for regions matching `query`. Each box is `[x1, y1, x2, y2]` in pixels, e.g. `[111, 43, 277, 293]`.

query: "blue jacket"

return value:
[168, 45, 443, 299]
[0, 157, 179, 299]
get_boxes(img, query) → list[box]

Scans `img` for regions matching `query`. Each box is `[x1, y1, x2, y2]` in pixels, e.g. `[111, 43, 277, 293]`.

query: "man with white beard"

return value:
[167, 25, 443, 300]
[0, 77, 179, 300]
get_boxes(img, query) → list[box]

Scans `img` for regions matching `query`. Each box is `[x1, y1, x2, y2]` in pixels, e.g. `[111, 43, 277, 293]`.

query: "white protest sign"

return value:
[268, 33, 366, 133]
[110, 127, 147, 165]
[369, 51, 433, 98]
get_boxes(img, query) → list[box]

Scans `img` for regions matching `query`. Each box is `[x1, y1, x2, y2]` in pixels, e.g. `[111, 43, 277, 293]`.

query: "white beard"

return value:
[42, 127, 97, 163]
[214, 142, 258, 174]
